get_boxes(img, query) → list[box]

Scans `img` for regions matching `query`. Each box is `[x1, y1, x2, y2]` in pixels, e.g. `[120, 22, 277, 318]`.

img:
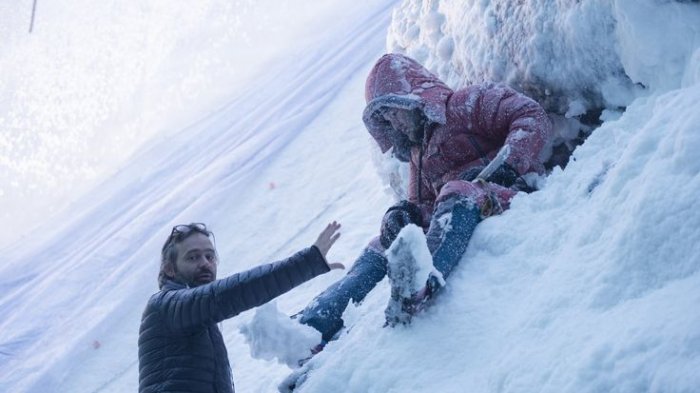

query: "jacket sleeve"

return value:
[472, 85, 553, 175]
[158, 246, 330, 334]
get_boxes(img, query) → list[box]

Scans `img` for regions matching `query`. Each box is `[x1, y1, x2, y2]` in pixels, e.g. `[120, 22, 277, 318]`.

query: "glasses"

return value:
[162, 223, 216, 252]
[171, 223, 208, 237]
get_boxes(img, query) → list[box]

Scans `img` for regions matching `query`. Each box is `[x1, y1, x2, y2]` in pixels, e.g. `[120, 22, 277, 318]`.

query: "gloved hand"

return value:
[461, 163, 536, 192]
[460, 163, 518, 186]
[459, 166, 485, 182]
[379, 200, 424, 249]
[511, 177, 537, 193]
[485, 162, 519, 188]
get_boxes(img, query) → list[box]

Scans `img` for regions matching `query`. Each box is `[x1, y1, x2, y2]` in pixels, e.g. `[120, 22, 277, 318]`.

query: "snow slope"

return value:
[0, 0, 365, 249]
[1, 0, 699, 392]
[0, 1, 398, 392]
[297, 2, 700, 392]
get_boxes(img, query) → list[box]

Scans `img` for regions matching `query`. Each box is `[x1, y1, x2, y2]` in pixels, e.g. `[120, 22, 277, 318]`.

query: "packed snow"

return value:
[1, 0, 699, 393]
[386, 223, 441, 294]
[240, 302, 321, 369]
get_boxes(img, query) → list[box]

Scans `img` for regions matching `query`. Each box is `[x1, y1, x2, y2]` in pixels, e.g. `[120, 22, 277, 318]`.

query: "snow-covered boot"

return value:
[384, 229, 444, 326]
[384, 235, 421, 326]
[384, 196, 481, 326]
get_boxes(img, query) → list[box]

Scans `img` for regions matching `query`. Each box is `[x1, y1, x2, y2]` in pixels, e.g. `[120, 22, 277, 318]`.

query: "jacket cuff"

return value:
[309, 245, 331, 274]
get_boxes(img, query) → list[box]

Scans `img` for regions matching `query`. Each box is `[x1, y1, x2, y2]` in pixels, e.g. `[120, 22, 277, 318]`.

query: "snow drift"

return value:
[297, 1, 700, 392]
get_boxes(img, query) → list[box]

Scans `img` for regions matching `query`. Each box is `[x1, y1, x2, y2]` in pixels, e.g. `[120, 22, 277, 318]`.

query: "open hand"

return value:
[313, 221, 344, 270]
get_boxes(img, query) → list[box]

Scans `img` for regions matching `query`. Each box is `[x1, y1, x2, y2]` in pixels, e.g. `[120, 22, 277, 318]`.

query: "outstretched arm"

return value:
[159, 223, 342, 333]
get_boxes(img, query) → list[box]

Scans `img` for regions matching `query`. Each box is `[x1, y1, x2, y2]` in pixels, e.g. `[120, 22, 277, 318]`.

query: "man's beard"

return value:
[175, 268, 215, 287]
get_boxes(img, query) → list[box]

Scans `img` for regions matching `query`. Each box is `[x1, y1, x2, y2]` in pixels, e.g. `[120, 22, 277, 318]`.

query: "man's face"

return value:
[382, 108, 425, 144]
[170, 233, 218, 287]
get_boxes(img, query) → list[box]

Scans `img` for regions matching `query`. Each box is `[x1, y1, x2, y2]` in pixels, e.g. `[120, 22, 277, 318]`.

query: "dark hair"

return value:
[158, 223, 214, 289]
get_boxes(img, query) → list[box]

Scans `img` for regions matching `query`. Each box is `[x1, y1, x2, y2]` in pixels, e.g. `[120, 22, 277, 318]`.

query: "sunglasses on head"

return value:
[162, 223, 215, 252]
[171, 223, 208, 237]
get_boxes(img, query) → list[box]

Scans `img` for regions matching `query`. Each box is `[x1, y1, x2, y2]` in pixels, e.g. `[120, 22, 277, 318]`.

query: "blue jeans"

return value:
[299, 246, 387, 341]
[299, 196, 482, 341]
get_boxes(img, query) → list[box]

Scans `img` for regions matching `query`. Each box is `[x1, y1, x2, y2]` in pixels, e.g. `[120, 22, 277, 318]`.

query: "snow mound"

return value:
[240, 302, 321, 368]
[388, 0, 700, 115]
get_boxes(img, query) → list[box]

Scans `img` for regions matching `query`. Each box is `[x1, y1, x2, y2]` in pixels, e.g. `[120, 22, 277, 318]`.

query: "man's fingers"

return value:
[321, 221, 341, 238]
[328, 262, 345, 270]
[328, 221, 341, 235]
[314, 221, 342, 259]
[320, 231, 341, 251]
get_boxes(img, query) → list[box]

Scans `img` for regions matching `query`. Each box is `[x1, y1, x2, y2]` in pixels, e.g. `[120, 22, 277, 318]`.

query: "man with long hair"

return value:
[138, 221, 343, 393]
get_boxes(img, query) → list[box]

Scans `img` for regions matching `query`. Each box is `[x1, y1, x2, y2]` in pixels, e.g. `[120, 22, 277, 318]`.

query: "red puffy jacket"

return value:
[363, 54, 552, 219]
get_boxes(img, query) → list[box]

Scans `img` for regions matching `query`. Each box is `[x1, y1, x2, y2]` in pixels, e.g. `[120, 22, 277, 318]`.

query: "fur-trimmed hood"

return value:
[362, 54, 452, 154]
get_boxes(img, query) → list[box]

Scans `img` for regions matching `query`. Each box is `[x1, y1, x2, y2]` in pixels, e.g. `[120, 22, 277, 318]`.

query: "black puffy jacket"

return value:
[138, 246, 330, 393]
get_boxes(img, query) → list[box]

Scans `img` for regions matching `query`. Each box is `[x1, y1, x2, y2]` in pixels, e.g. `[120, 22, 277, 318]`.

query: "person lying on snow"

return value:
[296, 53, 553, 348]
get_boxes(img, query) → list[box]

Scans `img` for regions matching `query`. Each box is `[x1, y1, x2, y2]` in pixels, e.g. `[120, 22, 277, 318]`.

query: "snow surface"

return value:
[1, 0, 700, 392]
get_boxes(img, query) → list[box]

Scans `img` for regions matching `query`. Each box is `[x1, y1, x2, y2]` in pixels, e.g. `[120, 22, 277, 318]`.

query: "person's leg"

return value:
[421, 180, 517, 294]
[425, 195, 482, 281]
[298, 239, 387, 342]
[383, 191, 485, 323]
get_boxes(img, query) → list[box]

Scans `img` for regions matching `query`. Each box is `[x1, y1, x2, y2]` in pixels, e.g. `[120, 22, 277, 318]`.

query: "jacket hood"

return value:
[362, 54, 453, 154]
